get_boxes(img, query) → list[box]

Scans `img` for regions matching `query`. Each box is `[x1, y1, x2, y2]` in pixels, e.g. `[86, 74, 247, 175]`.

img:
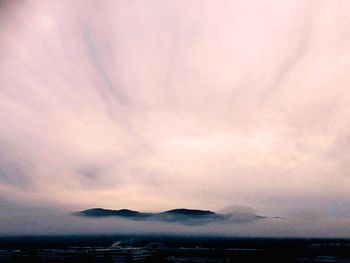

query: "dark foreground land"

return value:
[0, 235, 350, 262]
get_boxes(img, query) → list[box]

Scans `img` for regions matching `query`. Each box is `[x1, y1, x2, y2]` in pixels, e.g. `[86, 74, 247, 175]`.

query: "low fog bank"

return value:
[1, 207, 350, 238]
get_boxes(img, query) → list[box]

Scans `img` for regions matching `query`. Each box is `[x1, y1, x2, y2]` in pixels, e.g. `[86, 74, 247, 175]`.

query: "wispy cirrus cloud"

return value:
[0, 0, 350, 221]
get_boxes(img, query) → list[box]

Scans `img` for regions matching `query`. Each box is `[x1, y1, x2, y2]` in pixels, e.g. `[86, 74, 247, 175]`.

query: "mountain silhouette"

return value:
[74, 208, 266, 225]
[162, 208, 215, 216]
[75, 208, 150, 218]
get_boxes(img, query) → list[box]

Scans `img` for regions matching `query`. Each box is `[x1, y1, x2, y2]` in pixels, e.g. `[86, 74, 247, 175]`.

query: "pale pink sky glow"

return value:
[1, 0, 350, 220]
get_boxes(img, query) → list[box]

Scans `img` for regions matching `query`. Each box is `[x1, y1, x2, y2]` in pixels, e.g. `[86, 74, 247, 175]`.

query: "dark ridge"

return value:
[74, 208, 268, 225]
[75, 208, 147, 218]
[162, 208, 216, 216]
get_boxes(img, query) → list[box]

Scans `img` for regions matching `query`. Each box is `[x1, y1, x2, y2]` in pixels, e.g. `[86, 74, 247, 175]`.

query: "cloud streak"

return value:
[1, 0, 350, 230]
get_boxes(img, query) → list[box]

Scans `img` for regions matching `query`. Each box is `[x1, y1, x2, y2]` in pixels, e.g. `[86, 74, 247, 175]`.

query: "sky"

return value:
[1, 0, 350, 224]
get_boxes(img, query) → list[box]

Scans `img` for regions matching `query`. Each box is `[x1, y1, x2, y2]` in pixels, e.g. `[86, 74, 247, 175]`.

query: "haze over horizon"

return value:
[1, 0, 350, 236]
